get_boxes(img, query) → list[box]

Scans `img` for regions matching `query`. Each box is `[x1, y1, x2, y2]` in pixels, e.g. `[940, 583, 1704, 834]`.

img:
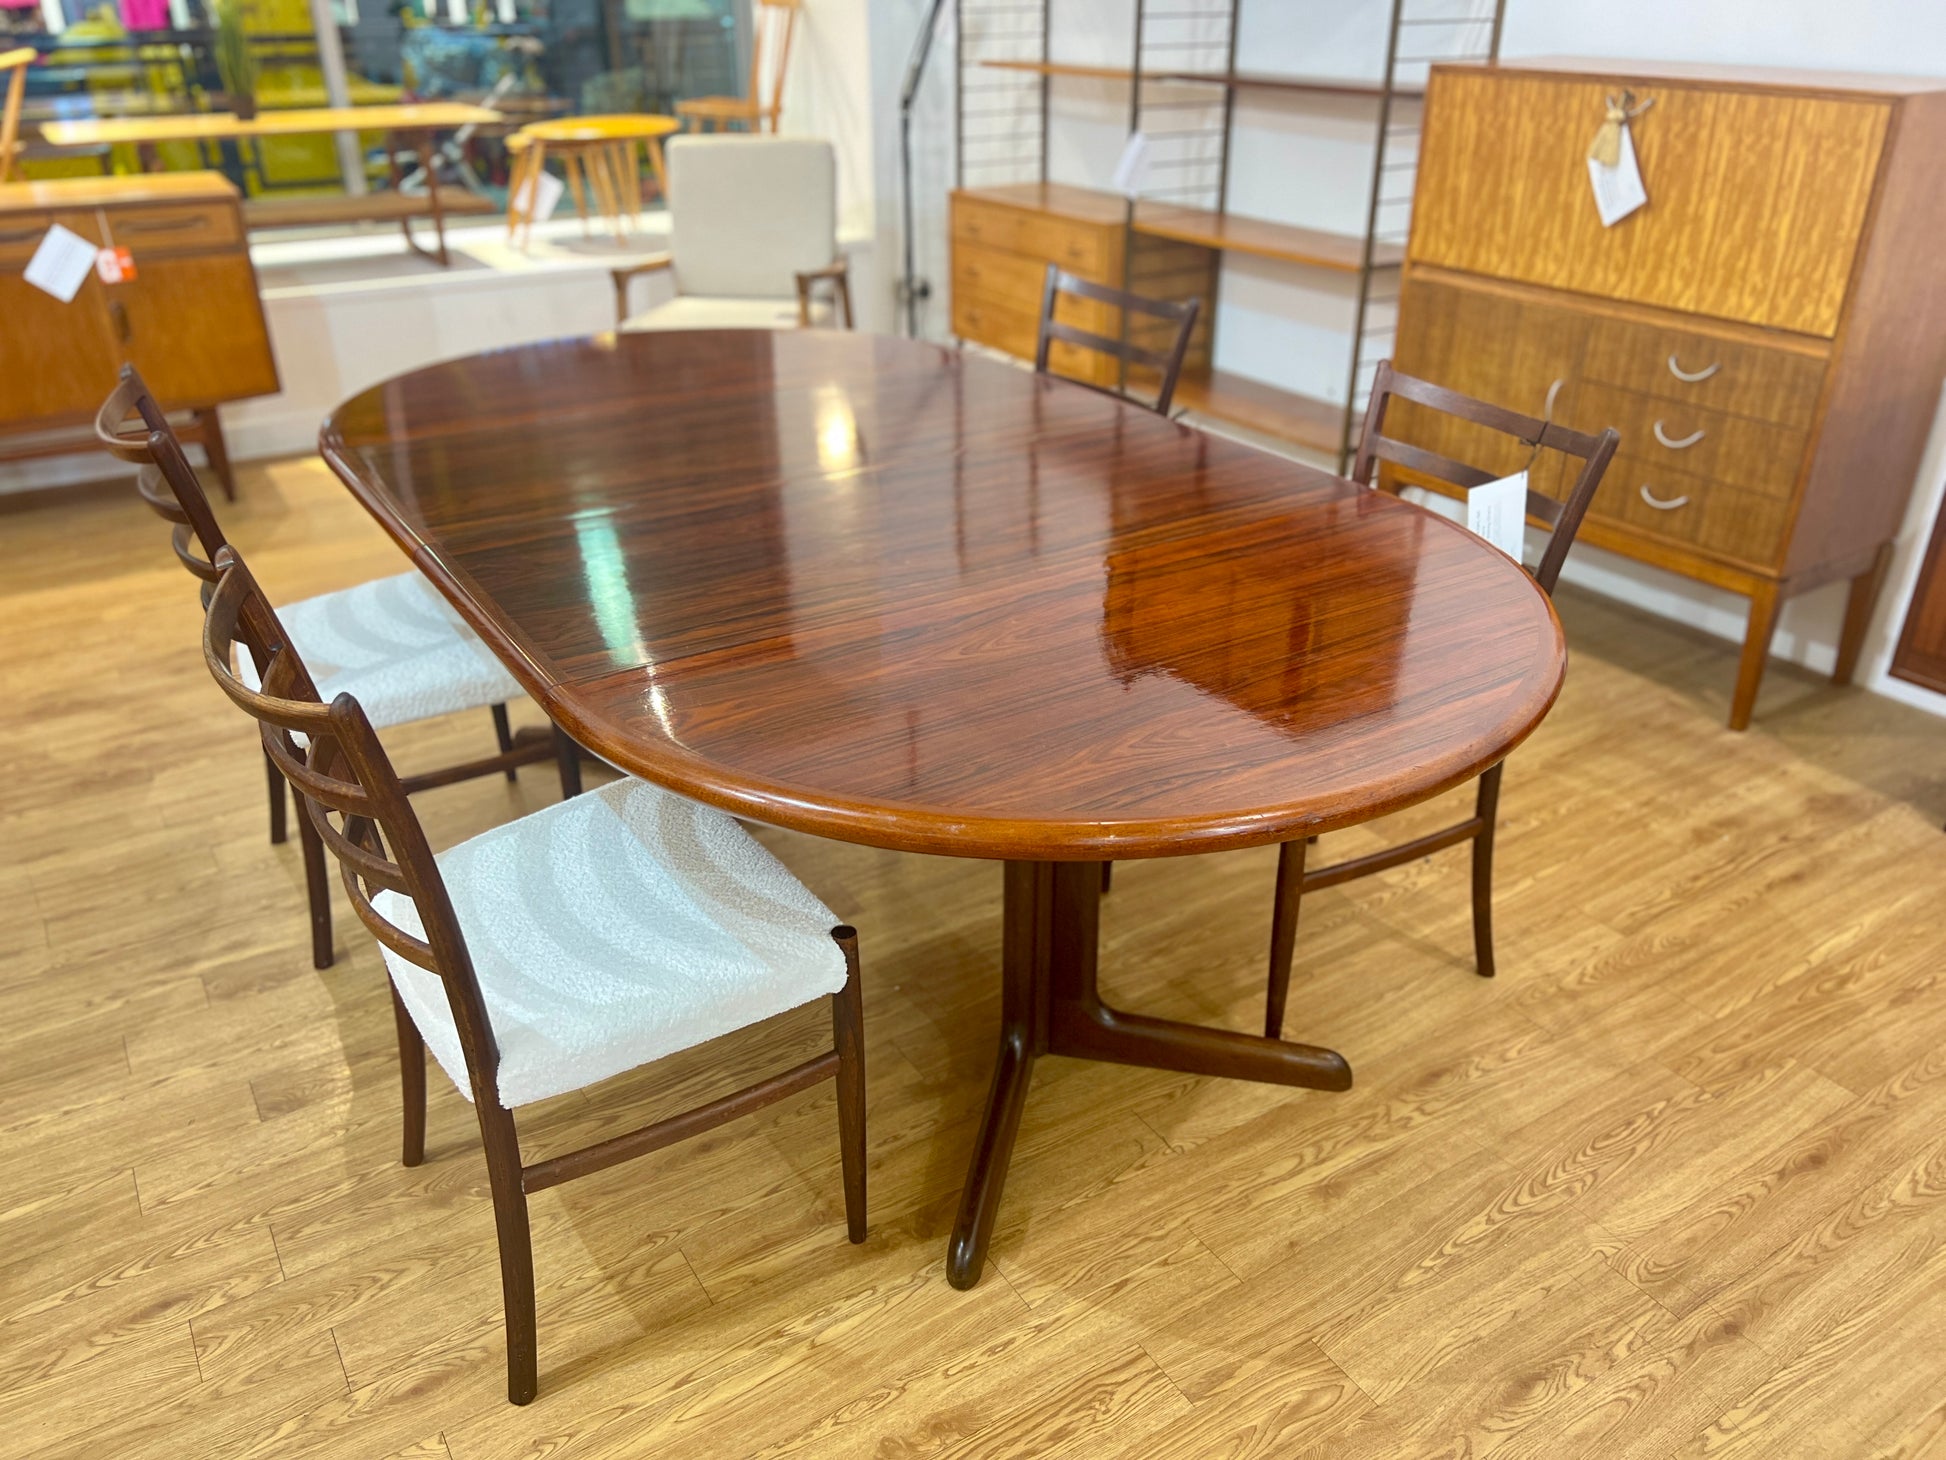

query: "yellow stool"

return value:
[506, 114, 679, 248]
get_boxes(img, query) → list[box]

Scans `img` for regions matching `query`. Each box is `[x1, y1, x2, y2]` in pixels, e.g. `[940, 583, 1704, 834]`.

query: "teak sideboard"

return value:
[1392, 58, 1946, 729]
[0, 172, 276, 497]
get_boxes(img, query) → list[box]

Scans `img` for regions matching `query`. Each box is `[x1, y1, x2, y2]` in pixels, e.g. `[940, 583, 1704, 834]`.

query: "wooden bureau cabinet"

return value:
[0, 173, 277, 496]
[1395, 59, 1946, 729]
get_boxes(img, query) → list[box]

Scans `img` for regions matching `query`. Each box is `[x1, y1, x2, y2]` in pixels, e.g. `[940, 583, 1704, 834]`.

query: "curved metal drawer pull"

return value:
[1667, 354, 1720, 383]
[1640, 484, 1690, 510]
[1542, 377, 1564, 418]
[1654, 420, 1705, 450]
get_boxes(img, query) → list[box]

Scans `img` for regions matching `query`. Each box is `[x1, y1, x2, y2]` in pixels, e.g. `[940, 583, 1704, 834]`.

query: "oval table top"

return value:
[321, 330, 1565, 861]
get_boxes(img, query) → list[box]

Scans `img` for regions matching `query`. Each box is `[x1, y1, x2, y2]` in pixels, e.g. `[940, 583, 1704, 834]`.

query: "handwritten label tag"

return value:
[1587, 123, 1648, 227]
[1111, 131, 1152, 198]
[1466, 470, 1529, 563]
[95, 245, 136, 284]
[24, 225, 98, 303]
[513, 167, 565, 225]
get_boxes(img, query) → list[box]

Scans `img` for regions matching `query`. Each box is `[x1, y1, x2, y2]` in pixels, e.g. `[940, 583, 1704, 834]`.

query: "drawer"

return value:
[1389, 272, 1588, 498]
[53, 201, 242, 254]
[1017, 213, 1114, 278]
[1590, 452, 1794, 567]
[952, 196, 1026, 254]
[1574, 382, 1806, 500]
[955, 244, 1056, 313]
[0, 212, 53, 266]
[951, 290, 1113, 385]
[1580, 313, 1827, 428]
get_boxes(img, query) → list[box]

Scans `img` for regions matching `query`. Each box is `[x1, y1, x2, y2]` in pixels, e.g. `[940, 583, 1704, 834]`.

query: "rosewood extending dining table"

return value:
[322, 329, 1567, 1289]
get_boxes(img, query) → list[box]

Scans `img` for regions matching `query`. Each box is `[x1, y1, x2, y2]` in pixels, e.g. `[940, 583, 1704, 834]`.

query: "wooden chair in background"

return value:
[1262, 361, 1620, 1038]
[96, 368, 573, 970]
[1, 47, 32, 183]
[1034, 263, 1201, 417]
[676, 0, 800, 133]
[199, 545, 867, 1405]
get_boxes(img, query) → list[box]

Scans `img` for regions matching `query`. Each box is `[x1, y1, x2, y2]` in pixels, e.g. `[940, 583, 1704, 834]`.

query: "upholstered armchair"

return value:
[611, 135, 852, 332]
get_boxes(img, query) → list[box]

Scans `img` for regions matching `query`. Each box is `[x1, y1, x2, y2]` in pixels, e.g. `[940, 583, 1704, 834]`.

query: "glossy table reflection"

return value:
[323, 329, 1566, 1288]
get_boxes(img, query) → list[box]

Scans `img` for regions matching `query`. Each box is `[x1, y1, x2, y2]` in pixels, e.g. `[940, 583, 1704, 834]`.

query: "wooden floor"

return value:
[4, 456, 1946, 1459]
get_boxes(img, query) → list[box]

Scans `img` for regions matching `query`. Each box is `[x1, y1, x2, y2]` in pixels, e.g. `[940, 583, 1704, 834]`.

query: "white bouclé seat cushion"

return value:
[371, 778, 849, 1108]
[238, 571, 524, 729]
[619, 294, 832, 333]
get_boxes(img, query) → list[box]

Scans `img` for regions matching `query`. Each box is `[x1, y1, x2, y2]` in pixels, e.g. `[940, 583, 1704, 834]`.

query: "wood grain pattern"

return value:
[321, 330, 1565, 862]
[38, 103, 501, 147]
[1411, 69, 1887, 337]
[1891, 501, 1946, 697]
[4, 453, 1945, 1453]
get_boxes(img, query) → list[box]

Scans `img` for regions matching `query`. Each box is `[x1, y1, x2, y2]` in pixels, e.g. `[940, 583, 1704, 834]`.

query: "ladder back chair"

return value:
[1034, 264, 1201, 418]
[676, 0, 800, 133]
[98, 368, 576, 971]
[200, 546, 867, 1406]
[1, 47, 31, 183]
[1263, 360, 1619, 1039]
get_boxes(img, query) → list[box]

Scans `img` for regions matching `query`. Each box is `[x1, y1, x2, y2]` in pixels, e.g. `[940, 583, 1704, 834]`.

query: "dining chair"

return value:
[675, 0, 800, 134]
[96, 367, 577, 971]
[0, 47, 30, 184]
[609, 135, 851, 331]
[1262, 360, 1619, 1038]
[199, 543, 867, 1406]
[1034, 263, 1201, 417]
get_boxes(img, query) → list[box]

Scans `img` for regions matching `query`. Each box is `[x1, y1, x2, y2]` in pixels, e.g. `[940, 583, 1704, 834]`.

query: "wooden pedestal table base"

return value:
[949, 860, 1351, 1289]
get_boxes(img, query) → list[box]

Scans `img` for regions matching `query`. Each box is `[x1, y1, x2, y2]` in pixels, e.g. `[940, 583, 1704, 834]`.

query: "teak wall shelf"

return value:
[1390, 58, 1946, 730]
[952, 0, 1503, 462]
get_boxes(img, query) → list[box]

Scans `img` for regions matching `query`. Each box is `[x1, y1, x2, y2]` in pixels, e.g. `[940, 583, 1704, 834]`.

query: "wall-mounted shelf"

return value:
[1133, 202, 1402, 272]
[955, 0, 1505, 467]
[980, 59, 1426, 101]
[1174, 371, 1341, 454]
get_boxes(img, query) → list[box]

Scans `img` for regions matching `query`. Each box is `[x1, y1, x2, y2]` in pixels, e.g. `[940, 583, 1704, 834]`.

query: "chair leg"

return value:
[830, 928, 867, 1244]
[490, 703, 517, 782]
[295, 808, 334, 971]
[553, 725, 584, 799]
[1471, 765, 1503, 979]
[265, 748, 288, 845]
[1264, 838, 1306, 1039]
[390, 983, 426, 1167]
[478, 1103, 539, 1405]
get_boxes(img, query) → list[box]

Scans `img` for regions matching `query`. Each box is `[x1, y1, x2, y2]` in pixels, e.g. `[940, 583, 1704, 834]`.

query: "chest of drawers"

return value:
[1393, 60, 1946, 728]
[0, 173, 277, 497]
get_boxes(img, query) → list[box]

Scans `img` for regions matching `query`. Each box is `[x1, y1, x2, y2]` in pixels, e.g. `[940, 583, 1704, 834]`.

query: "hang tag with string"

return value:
[1111, 131, 1152, 198]
[1587, 90, 1652, 227]
[1466, 471, 1528, 561]
[1466, 383, 1556, 563]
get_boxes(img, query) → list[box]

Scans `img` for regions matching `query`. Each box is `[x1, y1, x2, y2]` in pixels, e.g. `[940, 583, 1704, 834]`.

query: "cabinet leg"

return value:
[197, 408, 235, 502]
[1730, 580, 1784, 732]
[1832, 543, 1893, 688]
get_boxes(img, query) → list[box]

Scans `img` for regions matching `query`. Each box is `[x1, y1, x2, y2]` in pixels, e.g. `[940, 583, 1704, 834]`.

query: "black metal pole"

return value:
[900, 0, 953, 338]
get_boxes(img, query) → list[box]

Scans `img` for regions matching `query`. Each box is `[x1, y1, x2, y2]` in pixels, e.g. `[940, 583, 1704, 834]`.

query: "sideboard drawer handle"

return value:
[122, 215, 203, 234]
[1654, 420, 1705, 450]
[1667, 354, 1720, 383]
[0, 226, 40, 243]
[1640, 484, 1690, 510]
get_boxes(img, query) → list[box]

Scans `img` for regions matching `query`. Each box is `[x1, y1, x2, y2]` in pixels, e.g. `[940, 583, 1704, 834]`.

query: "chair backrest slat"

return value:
[1034, 264, 1201, 418]
[197, 547, 508, 1107]
[1353, 359, 1620, 596]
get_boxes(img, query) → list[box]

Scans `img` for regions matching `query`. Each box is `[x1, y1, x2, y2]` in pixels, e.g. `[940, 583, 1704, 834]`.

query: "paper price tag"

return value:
[513, 167, 565, 225]
[96, 245, 136, 284]
[24, 225, 98, 303]
[1587, 124, 1648, 228]
[1111, 131, 1152, 198]
[1466, 470, 1529, 564]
